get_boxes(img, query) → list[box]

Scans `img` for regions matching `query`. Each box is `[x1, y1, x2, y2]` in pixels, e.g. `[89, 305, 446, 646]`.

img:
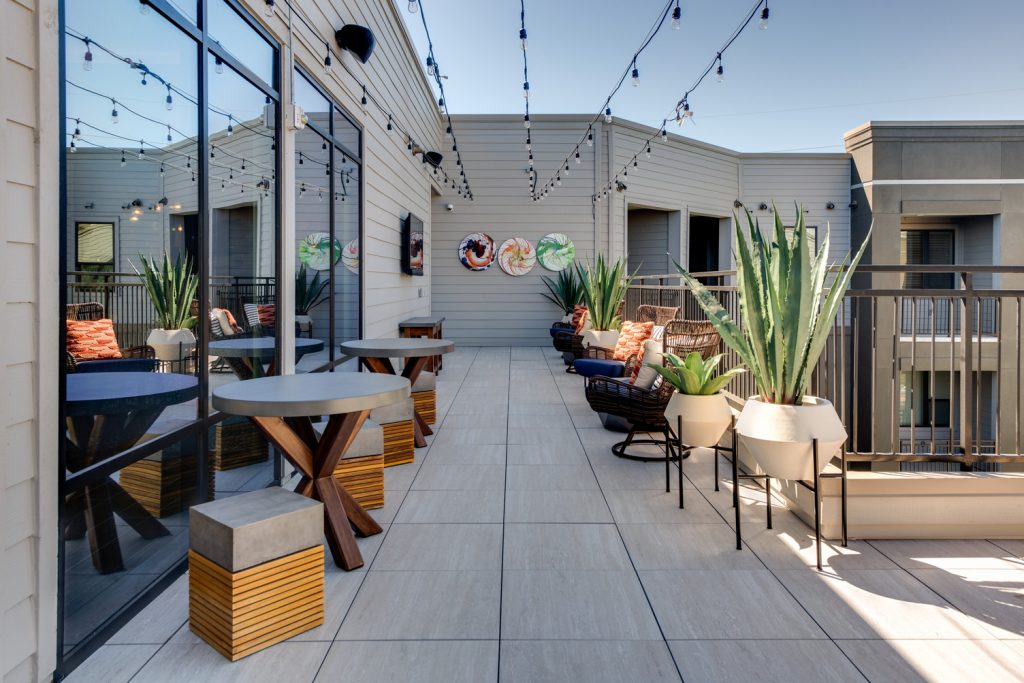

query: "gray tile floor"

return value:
[72, 347, 1024, 682]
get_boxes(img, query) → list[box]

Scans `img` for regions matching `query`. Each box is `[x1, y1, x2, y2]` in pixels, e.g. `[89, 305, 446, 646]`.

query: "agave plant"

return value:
[540, 268, 585, 316]
[649, 352, 746, 396]
[575, 255, 634, 331]
[133, 252, 199, 330]
[676, 206, 870, 405]
[295, 264, 329, 315]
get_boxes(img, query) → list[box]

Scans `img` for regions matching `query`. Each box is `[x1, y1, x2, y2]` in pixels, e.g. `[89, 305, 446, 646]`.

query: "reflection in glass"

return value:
[295, 124, 332, 371]
[205, 54, 278, 499]
[62, 0, 200, 659]
[334, 150, 360, 348]
[207, 0, 276, 85]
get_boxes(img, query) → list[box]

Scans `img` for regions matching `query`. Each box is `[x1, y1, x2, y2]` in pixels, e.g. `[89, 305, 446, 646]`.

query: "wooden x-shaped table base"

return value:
[360, 355, 433, 448]
[251, 411, 382, 570]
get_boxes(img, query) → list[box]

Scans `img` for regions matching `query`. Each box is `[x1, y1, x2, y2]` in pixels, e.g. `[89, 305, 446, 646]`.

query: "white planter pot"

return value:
[295, 314, 313, 337]
[147, 328, 196, 362]
[582, 329, 619, 350]
[735, 395, 846, 481]
[665, 391, 733, 448]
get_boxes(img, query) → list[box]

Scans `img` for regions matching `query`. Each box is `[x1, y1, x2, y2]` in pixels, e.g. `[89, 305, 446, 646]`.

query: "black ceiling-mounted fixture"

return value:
[733, 199, 743, 208]
[424, 151, 444, 168]
[335, 25, 376, 64]
[825, 201, 836, 210]
[758, 202, 768, 211]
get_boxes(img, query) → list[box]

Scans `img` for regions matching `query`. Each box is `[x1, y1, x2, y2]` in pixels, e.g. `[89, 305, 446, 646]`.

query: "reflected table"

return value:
[209, 337, 324, 379]
[66, 372, 199, 573]
[212, 373, 409, 570]
[340, 338, 456, 448]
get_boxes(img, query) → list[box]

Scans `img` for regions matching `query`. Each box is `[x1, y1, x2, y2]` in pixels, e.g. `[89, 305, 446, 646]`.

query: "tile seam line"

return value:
[682, 457, 869, 681]
[310, 346, 484, 681]
[559, 356, 686, 683]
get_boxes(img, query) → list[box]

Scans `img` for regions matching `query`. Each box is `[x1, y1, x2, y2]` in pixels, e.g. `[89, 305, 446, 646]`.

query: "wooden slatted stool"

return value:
[411, 370, 437, 428]
[370, 397, 415, 467]
[188, 487, 325, 661]
[315, 419, 386, 510]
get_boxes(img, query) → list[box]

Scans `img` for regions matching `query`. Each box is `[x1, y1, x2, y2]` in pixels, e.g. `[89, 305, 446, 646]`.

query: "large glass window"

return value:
[60, 0, 279, 673]
[293, 70, 362, 372]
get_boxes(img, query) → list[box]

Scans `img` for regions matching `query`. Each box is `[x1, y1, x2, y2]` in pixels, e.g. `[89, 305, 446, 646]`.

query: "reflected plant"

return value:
[295, 264, 329, 315]
[132, 252, 198, 330]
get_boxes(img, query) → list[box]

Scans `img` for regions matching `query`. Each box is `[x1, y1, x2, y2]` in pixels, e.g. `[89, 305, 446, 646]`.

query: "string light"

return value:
[361, 86, 368, 112]
[323, 44, 332, 73]
[715, 53, 724, 82]
[671, 0, 681, 30]
[407, 0, 418, 12]
[110, 100, 118, 124]
[631, 63, 640, 87]
[760, 2, 770, 29]
[586, 129, 593, 147]
[83, 39, 93, 70]
[264, 0, 274, 17]
[214, 56, 224, 74]
[645, 144, 651, 158]
[604, 107, 613, 124]
[166, 125, 172, 142]
[165, 85, 173, 110]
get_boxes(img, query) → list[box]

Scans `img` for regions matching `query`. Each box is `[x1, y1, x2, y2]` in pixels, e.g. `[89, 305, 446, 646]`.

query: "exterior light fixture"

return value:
[336, 25, 376, 64]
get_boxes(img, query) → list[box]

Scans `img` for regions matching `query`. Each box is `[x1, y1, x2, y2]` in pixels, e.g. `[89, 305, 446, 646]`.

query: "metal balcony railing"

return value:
[625, 265, 1024, 468]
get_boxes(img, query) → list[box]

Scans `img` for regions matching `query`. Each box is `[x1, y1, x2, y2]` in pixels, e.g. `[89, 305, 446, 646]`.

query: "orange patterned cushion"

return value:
[256, 304, 276, 329]
[612, 321, 654, 362]
[66, 318, 122, 360]
[571, 305, 587, 330]
[574, 308, 589, 335]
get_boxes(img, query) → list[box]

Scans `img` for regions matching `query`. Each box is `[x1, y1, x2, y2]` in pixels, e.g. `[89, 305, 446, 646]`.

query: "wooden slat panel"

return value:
[382, 420, 415, 467]
[412, 390, 436, 425]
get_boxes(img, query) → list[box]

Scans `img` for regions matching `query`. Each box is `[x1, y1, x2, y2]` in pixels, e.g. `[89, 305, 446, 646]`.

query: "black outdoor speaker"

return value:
[335, 25, 376, 64]
[424, 151, 444, 168]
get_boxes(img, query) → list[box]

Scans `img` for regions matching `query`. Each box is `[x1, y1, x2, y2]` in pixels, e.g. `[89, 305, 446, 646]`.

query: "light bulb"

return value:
[523, 81, 529, 99]
[214, 56, 224, 74]
[524, 114, 530, 129]
[604, 108, 612, 124]
[111, 105, 119, 124]
[661, 128, 668, 142]
[165, 90, 173, 110]
[575, 151, 581, 164]
[556, 176, 561, 186]
[361, 88, 368, 111]
[445, 125, 452, 139]
[426, 56, 435, 76]
[631, 67, 639, 87]
[264, 0, 274, 17]
[586, 130, 593, 147]
[645, 144, 651, 159]
[716, 64, 724, 83]
[408, 0, 418, 13]
[519, 28, 528, 50]
[324, 52, 332, 73]
[683, 102, 692, 118]
[564, 163, 569, 175]
[759, 5, 769, 29]
[83, 41, 93, 70]
[120, 152, 126, 167]
[671, 4, 681, 30]
[69, 139, 77, 153]
[226, 117, 233, 136]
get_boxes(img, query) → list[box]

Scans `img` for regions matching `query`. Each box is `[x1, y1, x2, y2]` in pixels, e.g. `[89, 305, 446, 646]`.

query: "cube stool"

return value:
[210, 415, 269, 471]
[120, 440, 213, 517]
[411, 370, 437, 426]
[188, 487, 324, 661]
[315, 418, 386, 510]
[370, 397, 416, 467]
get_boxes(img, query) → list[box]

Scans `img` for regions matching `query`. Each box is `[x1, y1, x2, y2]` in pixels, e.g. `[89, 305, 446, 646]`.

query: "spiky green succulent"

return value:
[676, 205, 870, 405]
[649, 352, 746, 395]
[576, 254, 635, 331]
[540, 268, 585, 316]
[132, 252, 199, 330]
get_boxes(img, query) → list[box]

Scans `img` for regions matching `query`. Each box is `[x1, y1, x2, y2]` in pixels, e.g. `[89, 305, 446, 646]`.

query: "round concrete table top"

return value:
[209, 337, 324, 360]
[340, 338, 455, 358]
[66, 372, 199, 417]
[212, 372, 410, 418]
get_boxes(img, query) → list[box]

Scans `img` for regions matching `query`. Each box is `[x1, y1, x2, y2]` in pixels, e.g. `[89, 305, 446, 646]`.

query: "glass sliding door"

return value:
[59, 0, 280, 673]
[293, 69, 362, 370]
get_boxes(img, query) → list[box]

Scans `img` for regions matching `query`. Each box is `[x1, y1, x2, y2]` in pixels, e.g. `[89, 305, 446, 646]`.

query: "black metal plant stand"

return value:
[676, 416, 849, 571]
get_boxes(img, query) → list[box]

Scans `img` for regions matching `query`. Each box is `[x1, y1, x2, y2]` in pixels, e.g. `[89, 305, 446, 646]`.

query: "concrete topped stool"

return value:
[188, 487, 325, 660]
[370, 397, 415, 467]
[315, 419, 386, 509]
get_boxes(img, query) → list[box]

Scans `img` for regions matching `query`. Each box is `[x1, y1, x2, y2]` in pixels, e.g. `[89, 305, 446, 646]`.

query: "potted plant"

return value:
[576, 255, 634, 349]
[677, 206, 870, 481]
[540, 268, 585, 322]
[295, 264, 329, 336]
[134, 252, 199, 363]
[650, 352, 745, 448]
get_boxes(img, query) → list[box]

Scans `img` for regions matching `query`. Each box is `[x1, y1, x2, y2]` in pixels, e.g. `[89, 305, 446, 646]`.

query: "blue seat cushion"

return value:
[573, 358, 625, 379]
[75, 358, 157, 373]
[550, 323, 572, 337]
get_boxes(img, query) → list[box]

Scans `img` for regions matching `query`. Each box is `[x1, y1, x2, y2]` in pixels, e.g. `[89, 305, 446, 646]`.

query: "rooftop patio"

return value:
[68, 346, 1024, 682]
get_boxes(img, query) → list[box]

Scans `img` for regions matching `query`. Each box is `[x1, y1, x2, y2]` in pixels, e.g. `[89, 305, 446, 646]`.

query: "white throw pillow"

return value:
[633, 339, 664, 390]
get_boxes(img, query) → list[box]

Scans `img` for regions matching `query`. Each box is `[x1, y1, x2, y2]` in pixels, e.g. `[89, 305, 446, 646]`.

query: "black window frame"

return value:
[73, 220, 117, 277]
[57, 0, 283, 674]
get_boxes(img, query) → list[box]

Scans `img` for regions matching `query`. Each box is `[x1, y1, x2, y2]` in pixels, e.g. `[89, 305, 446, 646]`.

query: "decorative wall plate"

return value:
[458, 232, 495, 271]
[497, 237, 536, 276]
[298, 232, 342, 271]
[342, 238, 359, 274]
[536, 233, 576, 271]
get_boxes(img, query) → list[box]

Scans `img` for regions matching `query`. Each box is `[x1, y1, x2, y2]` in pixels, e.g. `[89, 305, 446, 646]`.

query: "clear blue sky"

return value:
[402, 0, 1024, 153]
